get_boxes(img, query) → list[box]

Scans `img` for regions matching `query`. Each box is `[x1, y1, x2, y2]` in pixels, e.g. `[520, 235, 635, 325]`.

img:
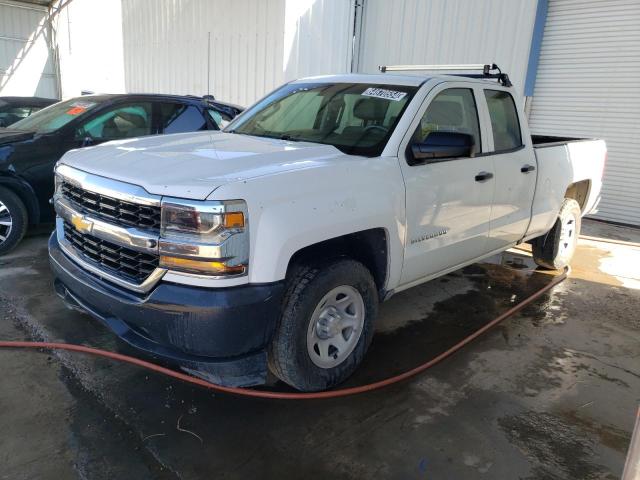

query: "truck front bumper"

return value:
[48, 232, 284, 387]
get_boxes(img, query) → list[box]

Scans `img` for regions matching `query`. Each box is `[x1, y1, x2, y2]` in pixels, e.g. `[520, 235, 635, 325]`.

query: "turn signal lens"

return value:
[223, 212, 245, 229]
[160, 255, 245, 275]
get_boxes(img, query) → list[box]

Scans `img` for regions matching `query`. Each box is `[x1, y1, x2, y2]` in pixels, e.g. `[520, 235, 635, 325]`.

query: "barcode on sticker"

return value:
[362, 87, 407, 102]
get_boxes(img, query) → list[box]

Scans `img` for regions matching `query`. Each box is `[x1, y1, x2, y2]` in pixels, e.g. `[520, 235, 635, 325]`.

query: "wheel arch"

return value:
[285, 228, 389, 297]
[564, 179, 591, 213]
[0, 175, 39, 224]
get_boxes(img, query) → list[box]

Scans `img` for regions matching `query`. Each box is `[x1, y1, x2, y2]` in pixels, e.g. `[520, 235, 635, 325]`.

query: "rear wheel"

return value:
[0, 187, 28, 256]
[268, 259, 378, 392]
[532, 198, 581, 270]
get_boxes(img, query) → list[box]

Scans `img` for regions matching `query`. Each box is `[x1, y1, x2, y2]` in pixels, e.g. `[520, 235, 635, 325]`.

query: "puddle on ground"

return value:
[498, 410, 612, 480]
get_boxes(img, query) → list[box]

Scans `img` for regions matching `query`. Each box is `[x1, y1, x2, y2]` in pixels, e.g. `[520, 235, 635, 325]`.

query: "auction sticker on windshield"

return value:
[362, 87, 407, 102]
[66, 101, 96, 115]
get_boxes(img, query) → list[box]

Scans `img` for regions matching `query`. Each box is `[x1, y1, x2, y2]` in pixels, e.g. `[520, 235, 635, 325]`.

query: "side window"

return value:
[412, 88, 481, 154]
[484, 90, 522, 152]
[159, 103, 207, 133]
[78, 103, 153, 141]
[206, 108, 233, 129]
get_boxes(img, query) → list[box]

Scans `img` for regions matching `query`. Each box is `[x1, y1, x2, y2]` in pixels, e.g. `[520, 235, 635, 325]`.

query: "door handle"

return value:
[521, 164, 536, 173]
[475, 171, 494, 182]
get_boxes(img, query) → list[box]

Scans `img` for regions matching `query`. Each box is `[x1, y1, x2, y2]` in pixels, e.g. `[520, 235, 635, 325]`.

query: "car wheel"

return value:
[532, 198, 582, 270]
[268, 258, 378, 392]
[0, 187, 28, 256]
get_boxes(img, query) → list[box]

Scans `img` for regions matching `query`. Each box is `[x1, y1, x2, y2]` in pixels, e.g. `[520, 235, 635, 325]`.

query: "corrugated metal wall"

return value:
[529, 0, 640, 225]
[0, 0, 58, 98]
[53, 0, 126, 99]
[356, 0, 538, 97]
[121, 0, 353, 107]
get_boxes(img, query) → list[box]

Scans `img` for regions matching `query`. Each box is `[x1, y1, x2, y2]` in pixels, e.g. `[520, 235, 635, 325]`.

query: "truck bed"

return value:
[530, 135, 606, 221]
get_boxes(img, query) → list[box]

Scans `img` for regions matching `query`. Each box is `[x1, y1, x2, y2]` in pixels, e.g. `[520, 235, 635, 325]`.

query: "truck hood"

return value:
[58, 131, 344, 199]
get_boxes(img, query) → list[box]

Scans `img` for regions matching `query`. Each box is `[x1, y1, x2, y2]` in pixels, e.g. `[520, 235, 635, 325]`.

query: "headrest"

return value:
[425, 100, 463, 126]
[353, 98, 387, 121]
[118, 111, 146, 127]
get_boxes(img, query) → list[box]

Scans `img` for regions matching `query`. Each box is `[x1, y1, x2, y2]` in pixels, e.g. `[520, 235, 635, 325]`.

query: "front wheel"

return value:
[268, 259, 378, 392]
[0, 187, 28, 256]
[532, 198, 582, 270]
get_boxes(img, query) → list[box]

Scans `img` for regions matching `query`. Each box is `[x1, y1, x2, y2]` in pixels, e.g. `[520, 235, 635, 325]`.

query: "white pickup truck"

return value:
[48, 65, 606, 391]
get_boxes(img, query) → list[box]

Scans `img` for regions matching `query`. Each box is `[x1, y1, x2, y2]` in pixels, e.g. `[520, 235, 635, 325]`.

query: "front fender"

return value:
[210, 156, 407, 290]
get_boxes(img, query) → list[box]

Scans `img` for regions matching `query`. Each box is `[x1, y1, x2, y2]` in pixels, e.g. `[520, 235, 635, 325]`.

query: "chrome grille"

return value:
[61, 182, 161, 230]
[63, 220, 159, 283]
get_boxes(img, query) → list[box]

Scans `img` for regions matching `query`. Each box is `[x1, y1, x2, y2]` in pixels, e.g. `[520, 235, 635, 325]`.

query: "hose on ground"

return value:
[0, 268, 568, 400]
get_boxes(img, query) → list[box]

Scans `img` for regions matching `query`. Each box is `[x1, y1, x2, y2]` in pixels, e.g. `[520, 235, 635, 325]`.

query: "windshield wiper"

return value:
[278, 134, 301, 142]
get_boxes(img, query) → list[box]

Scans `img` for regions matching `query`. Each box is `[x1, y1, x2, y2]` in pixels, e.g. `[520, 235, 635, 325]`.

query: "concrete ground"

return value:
[0, 218, 638, 479]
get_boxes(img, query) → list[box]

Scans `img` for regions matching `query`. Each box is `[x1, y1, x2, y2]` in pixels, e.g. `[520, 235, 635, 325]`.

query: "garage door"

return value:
[0, 1, 58, 98]
[529, 0, 640, 225]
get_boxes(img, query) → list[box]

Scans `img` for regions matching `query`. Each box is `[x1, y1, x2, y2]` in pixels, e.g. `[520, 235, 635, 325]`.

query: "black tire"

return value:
[532, 198, 581, 270]
[268, 258, 378, 392]
[0, 186, 28, 256]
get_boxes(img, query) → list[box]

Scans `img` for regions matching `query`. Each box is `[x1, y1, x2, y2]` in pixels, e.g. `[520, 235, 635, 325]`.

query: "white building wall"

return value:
[121, 0, 353, 107]
[0, 0, 58, 98]
[53, 0, 125, 99]
[356, 0, 538, 98]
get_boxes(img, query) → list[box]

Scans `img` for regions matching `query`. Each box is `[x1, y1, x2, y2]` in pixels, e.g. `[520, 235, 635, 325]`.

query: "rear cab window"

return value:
[484, 90, 523, 152]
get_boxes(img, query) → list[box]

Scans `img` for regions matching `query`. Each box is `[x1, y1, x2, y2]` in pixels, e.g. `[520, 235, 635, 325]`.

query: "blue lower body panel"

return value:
[48, 233, 284, 387]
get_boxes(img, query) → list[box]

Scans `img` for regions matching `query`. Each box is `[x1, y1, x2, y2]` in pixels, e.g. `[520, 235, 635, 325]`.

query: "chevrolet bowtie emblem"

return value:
[71, 213, 93, 234]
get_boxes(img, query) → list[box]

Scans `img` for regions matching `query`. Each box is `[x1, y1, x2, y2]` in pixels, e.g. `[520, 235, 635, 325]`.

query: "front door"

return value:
[399, 85, 495, 287]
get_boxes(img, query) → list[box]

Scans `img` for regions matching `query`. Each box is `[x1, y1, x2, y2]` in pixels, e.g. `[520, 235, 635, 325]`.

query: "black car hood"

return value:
[0, 129, 36, 145]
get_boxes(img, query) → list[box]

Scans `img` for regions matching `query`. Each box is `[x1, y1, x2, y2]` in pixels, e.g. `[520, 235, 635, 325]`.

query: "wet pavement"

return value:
[0, 219, 639, 479]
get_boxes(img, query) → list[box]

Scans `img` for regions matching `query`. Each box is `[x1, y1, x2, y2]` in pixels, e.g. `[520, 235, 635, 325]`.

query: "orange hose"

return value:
[0, 268, 567, 400]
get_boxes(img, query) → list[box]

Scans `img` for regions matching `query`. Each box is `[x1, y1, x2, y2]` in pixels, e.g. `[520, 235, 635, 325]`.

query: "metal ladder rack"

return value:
[378, 63, 512, 87]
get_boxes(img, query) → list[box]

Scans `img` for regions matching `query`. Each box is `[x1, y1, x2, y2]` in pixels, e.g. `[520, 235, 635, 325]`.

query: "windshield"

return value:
[226, 82, 417, 157]
[8, 98, 100, 133]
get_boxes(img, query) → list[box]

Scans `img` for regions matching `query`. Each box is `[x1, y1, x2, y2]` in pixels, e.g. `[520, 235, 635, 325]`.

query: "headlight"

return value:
[159, 198, 249, 276]
[53, 170, 63, 196]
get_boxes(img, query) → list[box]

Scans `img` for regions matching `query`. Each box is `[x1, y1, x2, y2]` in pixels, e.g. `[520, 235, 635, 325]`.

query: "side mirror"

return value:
[74, 129, 94, 147]
[80, 136, 94, 147]
[409, 131, 474, 164]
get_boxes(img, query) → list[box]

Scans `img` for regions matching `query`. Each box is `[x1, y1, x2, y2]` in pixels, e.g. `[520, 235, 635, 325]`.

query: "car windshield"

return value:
[8, 98, 100, 133]
[226, 82, 417, 157]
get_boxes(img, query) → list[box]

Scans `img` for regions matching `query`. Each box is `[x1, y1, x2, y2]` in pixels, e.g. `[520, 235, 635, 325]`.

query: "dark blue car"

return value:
[0, 93, 243, 254]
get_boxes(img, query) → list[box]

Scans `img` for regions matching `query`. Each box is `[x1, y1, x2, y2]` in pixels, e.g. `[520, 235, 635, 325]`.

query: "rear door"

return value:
[480, 89, 536, 249]
[398, 83, 495, 286]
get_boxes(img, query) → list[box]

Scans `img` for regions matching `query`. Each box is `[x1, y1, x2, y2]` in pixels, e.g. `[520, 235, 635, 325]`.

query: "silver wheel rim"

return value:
[558, 213, 576, 258]
[0, 200, 12, 245]
[306, 285, 365, 369]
